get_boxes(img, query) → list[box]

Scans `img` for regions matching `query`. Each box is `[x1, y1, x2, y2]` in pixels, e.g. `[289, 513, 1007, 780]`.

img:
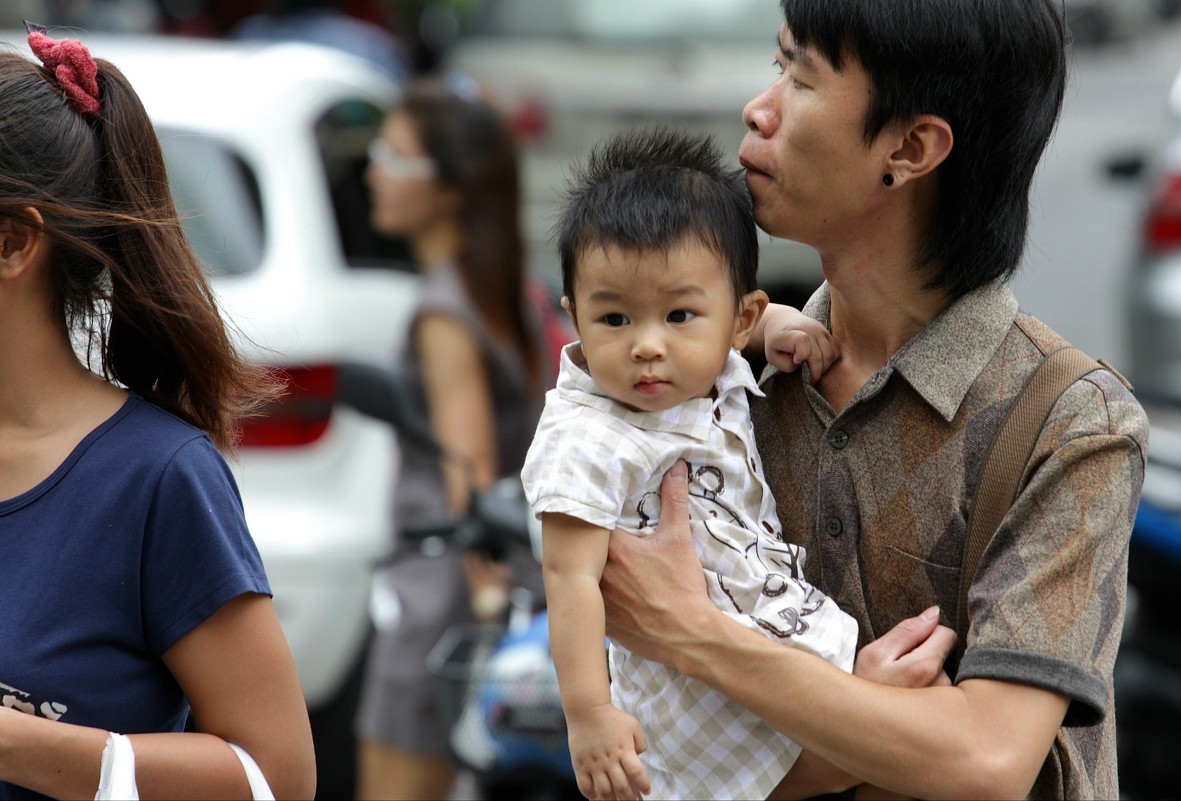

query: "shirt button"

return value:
[828, 430, 849, 450]
[825, 518, 843, 537]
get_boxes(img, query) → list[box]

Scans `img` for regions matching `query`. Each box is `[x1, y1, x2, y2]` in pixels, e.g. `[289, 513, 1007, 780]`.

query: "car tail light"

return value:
[1145, 171, 1181, 253]
[238, 364, 338, 448]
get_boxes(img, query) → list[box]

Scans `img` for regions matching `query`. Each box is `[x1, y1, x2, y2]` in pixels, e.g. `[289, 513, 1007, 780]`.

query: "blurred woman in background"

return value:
[354, 75, 551, 800]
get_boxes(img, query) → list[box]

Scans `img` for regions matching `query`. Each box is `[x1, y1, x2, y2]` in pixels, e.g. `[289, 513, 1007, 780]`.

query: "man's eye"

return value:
[668, 310, 696, 323]
[772, 58, 785, 76]
[604, 313, 629, 327]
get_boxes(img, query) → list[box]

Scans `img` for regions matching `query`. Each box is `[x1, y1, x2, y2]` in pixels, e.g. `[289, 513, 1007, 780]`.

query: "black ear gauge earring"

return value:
[882, 173, 895, 187]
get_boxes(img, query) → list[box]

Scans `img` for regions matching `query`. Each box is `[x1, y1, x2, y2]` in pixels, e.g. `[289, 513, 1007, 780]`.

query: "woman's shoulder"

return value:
[102, 395, 225, 470]
[414, 262, 475, 321]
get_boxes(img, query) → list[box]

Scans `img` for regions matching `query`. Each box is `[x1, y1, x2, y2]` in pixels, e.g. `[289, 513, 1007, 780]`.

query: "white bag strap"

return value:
[93, 733, 273, 801]
[228, 743, 275, 801]
[95, 732, 139, 801]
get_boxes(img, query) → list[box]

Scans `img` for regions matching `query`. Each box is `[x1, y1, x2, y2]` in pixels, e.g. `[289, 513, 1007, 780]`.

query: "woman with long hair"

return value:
[354, 76, 549, 800]
[0, 27, 314, 800]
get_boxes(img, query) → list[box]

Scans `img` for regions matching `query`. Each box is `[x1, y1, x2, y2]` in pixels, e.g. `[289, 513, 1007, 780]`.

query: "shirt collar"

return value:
[556, 342, 763, 439]
[800, 280, 1018, 421]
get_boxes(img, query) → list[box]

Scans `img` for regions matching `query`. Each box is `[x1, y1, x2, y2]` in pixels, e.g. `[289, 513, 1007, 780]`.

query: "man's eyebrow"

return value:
[777, 38, 814, 67]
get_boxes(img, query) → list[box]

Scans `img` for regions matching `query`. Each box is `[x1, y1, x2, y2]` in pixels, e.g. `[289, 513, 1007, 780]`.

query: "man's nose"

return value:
[743, 81, 777, 134]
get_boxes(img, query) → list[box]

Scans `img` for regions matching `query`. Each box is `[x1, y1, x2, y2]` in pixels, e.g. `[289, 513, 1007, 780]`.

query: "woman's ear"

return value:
[732, 289, 769, 350]
[0, 207, 46, 280]
[885, 114, 954, 184]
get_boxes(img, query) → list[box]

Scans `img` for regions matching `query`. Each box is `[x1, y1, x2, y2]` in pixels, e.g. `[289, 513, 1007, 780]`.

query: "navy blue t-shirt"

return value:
[0, 395, 271, 800]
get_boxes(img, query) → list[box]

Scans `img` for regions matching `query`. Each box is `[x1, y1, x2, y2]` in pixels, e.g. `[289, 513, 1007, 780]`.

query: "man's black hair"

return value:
[780, 0, 1067, 299]
[555, 127, 758, 311]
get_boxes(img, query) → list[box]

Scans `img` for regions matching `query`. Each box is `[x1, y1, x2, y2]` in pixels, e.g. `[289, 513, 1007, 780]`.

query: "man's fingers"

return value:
[908, 623, 958, 662]
[874, 606, 942, 660]
[655, 460, 689, 539]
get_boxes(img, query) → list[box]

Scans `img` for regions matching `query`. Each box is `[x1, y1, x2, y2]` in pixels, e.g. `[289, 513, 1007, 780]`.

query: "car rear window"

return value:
[159, 128, 265, 277]
[314, 98, 414, 270]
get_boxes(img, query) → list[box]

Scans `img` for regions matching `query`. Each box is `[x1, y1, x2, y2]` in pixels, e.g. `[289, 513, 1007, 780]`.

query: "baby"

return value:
[521, 128, 858, 800]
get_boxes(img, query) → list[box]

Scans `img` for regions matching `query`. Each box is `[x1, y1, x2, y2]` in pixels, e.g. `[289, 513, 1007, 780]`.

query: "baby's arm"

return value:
[750, 303, 840, 382]
[542, 512, 651, 800]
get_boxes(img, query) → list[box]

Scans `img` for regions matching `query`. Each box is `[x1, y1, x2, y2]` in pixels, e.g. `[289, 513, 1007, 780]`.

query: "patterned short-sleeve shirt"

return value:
[751, 280, 1148, 800]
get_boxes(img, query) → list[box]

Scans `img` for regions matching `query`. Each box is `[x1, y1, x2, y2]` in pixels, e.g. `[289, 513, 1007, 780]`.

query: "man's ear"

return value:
[560, 295, 581, 336]
[732, 289, 769, 350]
[0, 207, 46, 280]
[885, 114, 954, 184]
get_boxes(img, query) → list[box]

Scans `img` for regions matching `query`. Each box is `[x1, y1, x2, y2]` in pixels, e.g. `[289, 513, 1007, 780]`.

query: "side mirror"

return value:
[1106, 149, 1147, 181]
[336, 360, 445, 459]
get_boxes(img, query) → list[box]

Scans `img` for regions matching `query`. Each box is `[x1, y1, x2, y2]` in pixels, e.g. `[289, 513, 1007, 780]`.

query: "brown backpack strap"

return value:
[954, 346, 1104, 673]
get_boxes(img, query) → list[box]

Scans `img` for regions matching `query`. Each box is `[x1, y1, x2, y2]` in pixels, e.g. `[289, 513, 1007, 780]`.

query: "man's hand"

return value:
[854, 606, 956, 688]
[600, 460, 713, 666]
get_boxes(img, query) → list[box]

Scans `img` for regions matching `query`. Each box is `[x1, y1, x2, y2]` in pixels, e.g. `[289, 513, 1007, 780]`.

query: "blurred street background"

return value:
[2, 0, 1175, 370]
[4, 2, 1179, 799]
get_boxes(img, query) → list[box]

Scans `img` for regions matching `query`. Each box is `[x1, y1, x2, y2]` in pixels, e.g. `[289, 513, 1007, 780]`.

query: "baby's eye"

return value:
[668, 310, 696, 323]
[603, 313, 629, 327]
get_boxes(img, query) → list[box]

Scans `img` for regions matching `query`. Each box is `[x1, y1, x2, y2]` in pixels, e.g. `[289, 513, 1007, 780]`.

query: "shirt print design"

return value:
[635, 458, 828, 640]
[1, 680, 67, 720]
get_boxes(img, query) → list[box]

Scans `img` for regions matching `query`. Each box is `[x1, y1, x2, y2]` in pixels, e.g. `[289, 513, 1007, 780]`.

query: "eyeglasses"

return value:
[368, 138, 436, 180]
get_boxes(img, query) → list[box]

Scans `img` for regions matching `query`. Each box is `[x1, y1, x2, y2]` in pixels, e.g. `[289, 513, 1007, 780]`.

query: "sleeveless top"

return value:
[392, 262, 544, 530]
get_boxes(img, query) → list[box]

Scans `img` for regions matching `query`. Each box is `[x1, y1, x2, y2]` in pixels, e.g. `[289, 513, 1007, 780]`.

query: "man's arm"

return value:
[601, 464, 1068, 800]
[772, 609, 958, 799]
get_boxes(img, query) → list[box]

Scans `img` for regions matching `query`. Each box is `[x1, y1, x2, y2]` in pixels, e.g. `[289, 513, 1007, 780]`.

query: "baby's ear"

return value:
[732, 289, 769, 350]
[560, 296, 580, 334]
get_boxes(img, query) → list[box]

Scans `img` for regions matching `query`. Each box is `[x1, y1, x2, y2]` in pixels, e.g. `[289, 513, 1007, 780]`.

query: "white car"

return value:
[1110, 59, 1181, 799]
[1125, 64, 1181, 401]
[444, 0, 823, 308]
[3, 30, 416, 797]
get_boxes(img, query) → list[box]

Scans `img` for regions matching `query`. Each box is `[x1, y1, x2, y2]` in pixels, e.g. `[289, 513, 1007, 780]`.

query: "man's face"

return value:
[738, 24, 892, 258]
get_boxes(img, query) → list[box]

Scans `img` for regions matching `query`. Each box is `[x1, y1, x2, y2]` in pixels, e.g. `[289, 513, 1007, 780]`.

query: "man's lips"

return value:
[740, 156, 770, 179]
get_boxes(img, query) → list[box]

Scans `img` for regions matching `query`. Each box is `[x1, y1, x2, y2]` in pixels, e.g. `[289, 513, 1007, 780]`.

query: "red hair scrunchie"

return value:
[26, 25, 101, 118]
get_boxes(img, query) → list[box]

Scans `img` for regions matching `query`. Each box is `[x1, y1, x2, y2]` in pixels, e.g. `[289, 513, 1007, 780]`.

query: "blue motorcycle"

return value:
[336, 361, 579, 800]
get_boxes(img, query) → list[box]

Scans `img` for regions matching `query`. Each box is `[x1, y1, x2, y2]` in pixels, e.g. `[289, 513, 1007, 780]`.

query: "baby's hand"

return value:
[763, 304, 839, 383]
[567, 703, 651, 800]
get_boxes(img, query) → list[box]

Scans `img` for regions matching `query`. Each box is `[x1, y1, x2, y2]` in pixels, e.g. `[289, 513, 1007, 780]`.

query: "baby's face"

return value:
[566, 239, 753, 412]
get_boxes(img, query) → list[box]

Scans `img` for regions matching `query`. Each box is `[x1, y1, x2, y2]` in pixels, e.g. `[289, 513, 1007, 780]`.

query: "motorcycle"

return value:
[1114, 401, 1181, 799]
[335, 360, 579, 800]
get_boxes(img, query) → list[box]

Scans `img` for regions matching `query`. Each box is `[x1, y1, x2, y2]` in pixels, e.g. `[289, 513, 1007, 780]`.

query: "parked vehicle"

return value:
[1109, 59, 1181, 799]
[443, 0, 823, 307]
[1, 30, 417, 799]
[1116, 403, 1181, 799]
[1123, 64, 1181, 402]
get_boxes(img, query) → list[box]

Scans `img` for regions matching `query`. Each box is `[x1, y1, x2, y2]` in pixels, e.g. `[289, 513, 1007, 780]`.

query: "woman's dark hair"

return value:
[0, 47, 274, 451]
[399, 77, 541, 390]
[555, 127, 759, 313]
[780, 0, 1067, 300]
